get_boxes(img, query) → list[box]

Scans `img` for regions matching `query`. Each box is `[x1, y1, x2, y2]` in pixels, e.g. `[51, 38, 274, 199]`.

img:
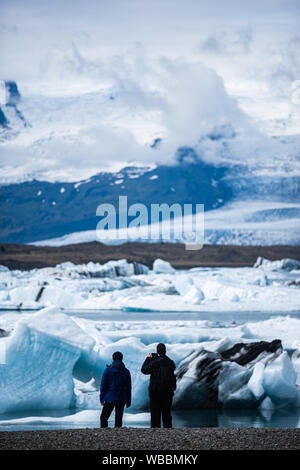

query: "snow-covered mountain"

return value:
[0, 156, 231, 243]
[1, 159, 299, 245]
[0, 80, 299, 245]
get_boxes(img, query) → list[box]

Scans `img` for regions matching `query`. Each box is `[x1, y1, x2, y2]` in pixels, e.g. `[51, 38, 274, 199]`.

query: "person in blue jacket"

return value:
[100, 351, 131, 428]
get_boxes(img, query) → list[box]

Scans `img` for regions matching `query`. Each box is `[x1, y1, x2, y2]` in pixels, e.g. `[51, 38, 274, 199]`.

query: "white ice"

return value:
[0, 256, 300, 313]
[0, 306, 299, 419]
[0, 308, 95, 414]
[0, 256, 300, 426]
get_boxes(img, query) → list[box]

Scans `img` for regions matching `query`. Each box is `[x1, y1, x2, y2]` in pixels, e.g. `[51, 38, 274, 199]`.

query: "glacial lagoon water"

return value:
[0, 309, 300, 430]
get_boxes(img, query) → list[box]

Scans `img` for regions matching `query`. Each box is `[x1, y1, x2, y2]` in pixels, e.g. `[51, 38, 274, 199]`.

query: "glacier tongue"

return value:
[0, 308, 95, 414]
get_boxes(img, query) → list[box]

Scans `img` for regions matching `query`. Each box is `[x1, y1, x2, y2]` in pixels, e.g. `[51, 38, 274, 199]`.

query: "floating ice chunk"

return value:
[174, 276, 194, 296]
[216, 284, 241, 302]
[121, 307, 155, 312]
[101, 259, 149, 276]
[174, 275, 205, 302]
[23, 307, 95, 351]
[182, 286, 205, 305]
[0, 409, 150, 428]
[252, 273, 270, 286]
[9, 285, 42, 308]
[37, 284, 88, 308]
[153, 259, 175, 273]
[262, 351, 300, 408]
[0, 290, 9, 302]
[240, 325, 256, 339]
[254, 257, 300, 271]
[2, 256, 300, 313]
[0, 265, 9, 272]
[228, 293, 240, 302]
[55, 259, 149, 278]
[201, 279, 242, 303]
[201, 279, 223, 299]
[174, 339, 300, 409]
[0, 308, 95, 414]
[56, 261, 76, 269]
[248, 362, 265, 399]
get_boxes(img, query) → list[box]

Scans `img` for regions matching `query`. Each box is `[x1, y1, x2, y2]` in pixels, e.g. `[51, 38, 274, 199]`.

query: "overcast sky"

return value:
[1, 0, 299, 92]
[0, 1, 299, 182]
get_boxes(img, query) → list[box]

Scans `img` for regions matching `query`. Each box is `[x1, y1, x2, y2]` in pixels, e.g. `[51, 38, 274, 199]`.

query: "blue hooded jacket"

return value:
[100, 360, 131, 405]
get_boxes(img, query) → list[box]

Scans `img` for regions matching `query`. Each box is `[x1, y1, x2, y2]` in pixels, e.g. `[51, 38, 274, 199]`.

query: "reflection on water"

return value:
[1, 407, 300, 431]
[172, 408, 300, 428]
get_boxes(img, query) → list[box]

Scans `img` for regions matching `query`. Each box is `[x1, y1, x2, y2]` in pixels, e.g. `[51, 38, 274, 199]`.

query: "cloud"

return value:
[1, 43, 299, 182]
[200, 28, 253, 55]
[0, 0, 299, 182]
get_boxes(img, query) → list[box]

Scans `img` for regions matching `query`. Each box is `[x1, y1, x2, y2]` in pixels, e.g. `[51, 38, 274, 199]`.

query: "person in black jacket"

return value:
[141, 343, 176, 428]
[100, 351, 131, 428]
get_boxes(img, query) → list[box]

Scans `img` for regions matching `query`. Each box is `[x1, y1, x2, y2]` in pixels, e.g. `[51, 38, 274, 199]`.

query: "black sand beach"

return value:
[1, 428, 299, 450]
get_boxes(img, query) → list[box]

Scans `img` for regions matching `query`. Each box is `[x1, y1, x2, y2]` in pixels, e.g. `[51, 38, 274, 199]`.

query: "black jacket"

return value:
[141, 354, 176, 395]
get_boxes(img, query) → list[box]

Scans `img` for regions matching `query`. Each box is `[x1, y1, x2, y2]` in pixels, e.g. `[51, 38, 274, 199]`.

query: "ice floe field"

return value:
[0, 256, 300, 429]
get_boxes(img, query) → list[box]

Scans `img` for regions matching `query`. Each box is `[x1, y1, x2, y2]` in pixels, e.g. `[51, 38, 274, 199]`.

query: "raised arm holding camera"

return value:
[141, 343, 176, 428]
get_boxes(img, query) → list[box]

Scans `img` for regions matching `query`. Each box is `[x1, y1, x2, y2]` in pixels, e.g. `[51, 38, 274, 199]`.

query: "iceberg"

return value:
[262, 351, 300, 408]
[254, 257, 300, 271]
[174, 276, 205, 304]
[0, 307, 300, 417]
[173, 339, 300, 409]
[1, 257, 300, 312]
[0, 409, 150, 429]
[182, 286, 205, 305]
[0, 308, 95, 414]
[152, 259, 175, 274]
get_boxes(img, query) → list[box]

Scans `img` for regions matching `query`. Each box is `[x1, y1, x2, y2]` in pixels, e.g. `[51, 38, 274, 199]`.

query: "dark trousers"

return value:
[100, 402, 125, 428]
[149, 393, 173, 428]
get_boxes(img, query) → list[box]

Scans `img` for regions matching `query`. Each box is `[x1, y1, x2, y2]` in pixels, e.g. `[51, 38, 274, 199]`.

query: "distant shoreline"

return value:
[0, 242, 300, 271]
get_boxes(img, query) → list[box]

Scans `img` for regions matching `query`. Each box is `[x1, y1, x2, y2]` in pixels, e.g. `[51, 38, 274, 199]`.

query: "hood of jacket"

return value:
[110, 359, 125, 369]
